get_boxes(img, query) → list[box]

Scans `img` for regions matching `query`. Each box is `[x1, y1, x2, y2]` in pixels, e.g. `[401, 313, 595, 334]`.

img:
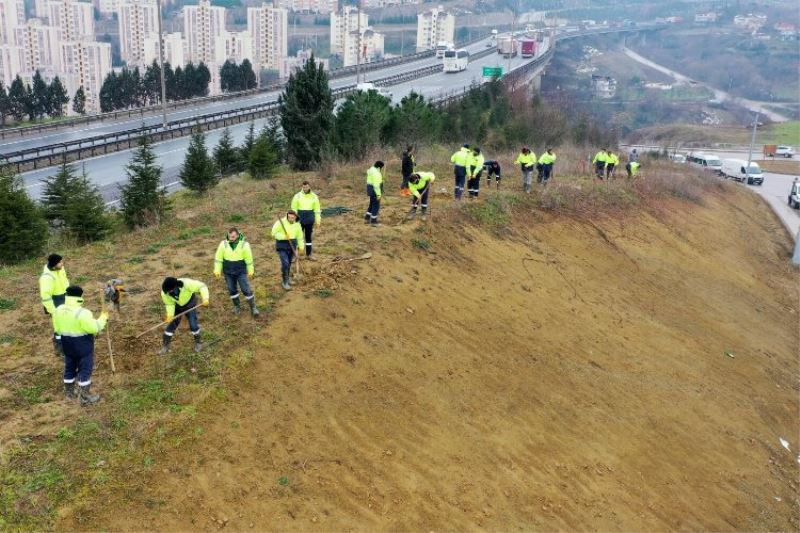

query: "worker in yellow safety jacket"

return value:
[39, 253, 70, 357]
[159, 277, 209, 355]
[364, 161, 384, 226]
[515, 147, 537, 193]
[272, 210, 305, 291]
[593, 149, 608, 179]
[450, 144, 471, 200]
[467, 147, 485, 198]
[626, 161, 641, 178]
[606, 151, 620, 179]
[407, 172, 435, 220]
[214, 228, 258, 317]
[53, 285, 108, 405]
[537, 148, 557, 184]
[291, 181, 322, 260]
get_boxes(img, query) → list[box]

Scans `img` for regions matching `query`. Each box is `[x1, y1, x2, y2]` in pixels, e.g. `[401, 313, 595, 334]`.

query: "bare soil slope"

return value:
[56, 185, 799, 530]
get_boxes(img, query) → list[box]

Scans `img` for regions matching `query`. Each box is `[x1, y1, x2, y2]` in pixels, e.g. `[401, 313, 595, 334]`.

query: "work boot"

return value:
[281, 272, 291, 291]
[232, 297, 241, 316]
[421, 207, 428, 221]
[158, 333, 172, 356]
[306, 254, 317, 262]
[53, 337, 64, 358]
[64, 382, 78, 400]
[248, 298, 260, 317]
[193, 333, 203, 353]
[407, 207, 417, 219]
[78, 384, 101, 405]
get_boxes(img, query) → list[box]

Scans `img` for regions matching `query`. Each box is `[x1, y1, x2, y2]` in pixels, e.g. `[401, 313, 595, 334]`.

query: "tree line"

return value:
[220, 59, 258, 93]
[0, 71, 77, 126]
[99, 61, 211, 112]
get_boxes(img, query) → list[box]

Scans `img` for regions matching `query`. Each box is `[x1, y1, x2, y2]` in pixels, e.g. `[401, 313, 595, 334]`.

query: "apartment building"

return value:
[59, 39, 112, 111]
[0, 43, 21, 85]
[342, 26, 383, 67]
[330, 5, 366, 55]
[224, 30, 253, 64]
[274, 0, 336, 14]
[416, 5, 454, 52]
[118, 0, 160, 67]
[15, 18, 61, 74]
[142, 30, 185, 66]
[183, 0, 226, 65]
[0, 0, 24, 45]
[46, 0, 94, 41]
[247, 2, 287, 72]
[280, 48, 327, 78]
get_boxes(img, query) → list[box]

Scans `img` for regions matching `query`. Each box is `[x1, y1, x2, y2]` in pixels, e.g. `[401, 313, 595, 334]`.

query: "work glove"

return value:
[165, 314, 174, 323]
[202, 300, 210, 307]
[214, 271, 221, 279]
[99, 312, 109, 322]
[248, 270, 255, 277]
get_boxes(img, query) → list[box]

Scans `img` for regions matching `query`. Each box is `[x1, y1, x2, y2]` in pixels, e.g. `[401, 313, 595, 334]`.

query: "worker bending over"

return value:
[160, 277, 209, 354]
[407, 172, 435, 220]
[626, 161, 641, 178]
[593, 149, 608, 179]
[484, 160, 502, 188]
[515, 147, 536, 193]
[364, 161, 384, 226]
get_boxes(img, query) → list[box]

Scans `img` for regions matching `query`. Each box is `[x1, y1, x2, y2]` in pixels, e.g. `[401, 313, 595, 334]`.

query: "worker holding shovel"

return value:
[159, 277, 209, 354]
[271, 210, 304, 291]
[407, 172, 435, 220]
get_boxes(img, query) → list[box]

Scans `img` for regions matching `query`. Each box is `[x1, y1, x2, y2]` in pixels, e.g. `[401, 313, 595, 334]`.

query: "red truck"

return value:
[521, 39, 537, 58]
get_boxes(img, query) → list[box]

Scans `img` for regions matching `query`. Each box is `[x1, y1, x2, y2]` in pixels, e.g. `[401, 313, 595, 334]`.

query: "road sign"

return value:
[482, 66, 503, 79]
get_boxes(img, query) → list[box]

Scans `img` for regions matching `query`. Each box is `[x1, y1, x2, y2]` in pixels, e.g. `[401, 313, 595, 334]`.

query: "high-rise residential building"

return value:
[15, 18, 61, 74]
[280, 48, 327, 78]
[118, 0, 159, 67]
[330, 5, 366, 55]
[96, 0, 119, 15]
[59, 39, 111, 112]
[342, 27, 382, 67]
[143, 30, 184, 67]
[416, 5, 454, 52]
[223, 30, 253, 64]
[34, 0, 49, 20]
[46, 0, 95, 42]
[0, 0, 25, 45]
[0, 43, 21, 86]
[274, 0, 335, 13]
[183, 0, 226, 66]
[247, 2, 287, 73]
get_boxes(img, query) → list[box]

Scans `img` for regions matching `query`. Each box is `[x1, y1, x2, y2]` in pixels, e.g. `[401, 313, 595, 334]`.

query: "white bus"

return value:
[443, 49, 469, 72]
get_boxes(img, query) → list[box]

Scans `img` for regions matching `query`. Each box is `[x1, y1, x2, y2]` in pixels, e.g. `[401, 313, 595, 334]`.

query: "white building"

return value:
[274, 0, 335, 13]
[59, 40, 112, 112]
[46, 0, 95, 41]
[416, 5, 454, 52]
[280, 48, 327, 78]
[247, 2, 288, 72]
[0, 44, 21, 86]
[223, 30, 253, 64]
[183, 0, 226, 65]
[343, 27, 383, 67]
[118, 0, 160, 67]
[0, 0, 25, 45]
[143, 30, 184, 67]
[14, 18, 61, 74]
[330, 5, 366, 55]
[95, 0, 119, 14]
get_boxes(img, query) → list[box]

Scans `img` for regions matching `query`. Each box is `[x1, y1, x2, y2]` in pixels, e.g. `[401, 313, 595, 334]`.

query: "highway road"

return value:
[0, 38, 496, 155]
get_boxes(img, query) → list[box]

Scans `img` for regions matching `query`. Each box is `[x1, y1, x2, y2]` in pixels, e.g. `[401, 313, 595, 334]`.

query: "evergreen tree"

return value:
[0, 168, 48, 264]
[164, 62, 177, 101]
[264, 115, 285, 162]
[213, 127, 238, 176]
[248, 130, 279, 180]
[385, 91, 442, 147]
[41, 162, 81, 225]
[174, 66, 185, 100]
[240, 59, 257, 90]
[143, 60, 161, 104]
[0, 82, 10, 126]
[120, 135, 170, 229]
[278, 53, 334, 170]
[333, 90, 392, 160]
[179, 130, 218, 193]
[238, 122, 256, 171]
[8, 76, 27, 121]
[23, 83, 36, 121]
[99, 71, 117, 112]
[63, 169, 110, 243]
[31, 70, 48, 118]
[196, 62, 211, 97]
[183, 62, 197, 97]
[47, 76, 69, 117]
[220, 60, 237, 92]
[72, 86, 86, 115]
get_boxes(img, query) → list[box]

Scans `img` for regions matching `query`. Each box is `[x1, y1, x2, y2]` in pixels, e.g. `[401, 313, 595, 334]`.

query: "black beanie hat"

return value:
[162, 277, 181, 293]
[66, 285, 83, 297]
[47, 254, 63, 269]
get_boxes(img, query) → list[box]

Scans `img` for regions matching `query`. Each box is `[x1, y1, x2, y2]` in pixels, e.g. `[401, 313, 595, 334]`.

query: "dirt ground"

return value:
[37, 181, 798, 531]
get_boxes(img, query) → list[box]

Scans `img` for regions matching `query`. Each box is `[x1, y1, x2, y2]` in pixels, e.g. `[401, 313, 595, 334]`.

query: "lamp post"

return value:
[156, 0, 167, 128]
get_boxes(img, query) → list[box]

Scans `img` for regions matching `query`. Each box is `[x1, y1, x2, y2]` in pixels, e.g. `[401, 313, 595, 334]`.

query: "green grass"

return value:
[177, 225, 213, 240]
[17, 385, 47, 406]
[0, 297, 17, 310]
[464, 194, 511, 230]
[314, 289, 334, 298]
[763, 121, 800, 146]
[411, 238, 431, 250]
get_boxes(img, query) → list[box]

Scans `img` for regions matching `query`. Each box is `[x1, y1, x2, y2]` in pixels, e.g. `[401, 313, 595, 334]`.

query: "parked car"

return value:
[720, 158, 764, 185]
[788, 178, 800, 209]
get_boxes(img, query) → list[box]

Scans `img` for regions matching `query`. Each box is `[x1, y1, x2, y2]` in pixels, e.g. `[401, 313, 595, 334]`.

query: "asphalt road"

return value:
[0, 38, 496, 155]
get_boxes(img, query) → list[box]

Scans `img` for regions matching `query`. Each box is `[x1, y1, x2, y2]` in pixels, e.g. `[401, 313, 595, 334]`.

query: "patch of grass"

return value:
[128, 256, 145, 264]
[464, 195, 511, 229]
[17, 385, 46, 405]
[411, 238, 431, 250]
[118, 379, 177, 414]
[143, 243, 165, 254]
[227, 213, 245, 223]
[314, 289, 334, 298]
[764, 121, 800, 145]
[177, 225, 214, 240]
[0, 297, 17, 311]
[0, 334, 15, 344]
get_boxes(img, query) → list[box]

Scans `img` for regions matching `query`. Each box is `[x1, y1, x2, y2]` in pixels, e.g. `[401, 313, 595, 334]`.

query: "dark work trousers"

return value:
[625, 162, 633, 178]
[411, 187, 430, 211]
[48, 293, 66, 343]
[165, 295, 200, 337]
[224, 271, 253, 300]
[467, 170, 483, 197]
[401, 173, 411, 190]
[453, 165, 467, 200]
[275, 239, 296, 277]
[301, 223, 314, 256]
[606, 163, 616, 179]
[63, 348, 94, 386]
[595, 162, 605, 179]
[365, 185, 381, 223]
[540, 163, 553, 183]
[486, 170, 501, 186]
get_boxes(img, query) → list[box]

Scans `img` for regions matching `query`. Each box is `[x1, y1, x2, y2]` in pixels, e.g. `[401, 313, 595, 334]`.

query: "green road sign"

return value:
[482, 66, 503, 78]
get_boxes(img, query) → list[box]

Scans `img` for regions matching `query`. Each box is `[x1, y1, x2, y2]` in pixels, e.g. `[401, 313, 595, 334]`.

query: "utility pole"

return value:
[746, 111, 759, 181]
[156, 0, 167, 128]
[356, 0, 362, 84]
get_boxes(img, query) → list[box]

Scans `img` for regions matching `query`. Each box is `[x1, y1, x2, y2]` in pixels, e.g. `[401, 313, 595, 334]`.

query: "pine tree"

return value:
[248, 130, 279, 180]
[0, 82, 10, 126]
[213, 128, 238, 176]
[47, 76, 69, 117]
[31, 71, 48, 118]
[179, 130, 218, 193]
[99, 71, 117, 112]
[0, 168, 48, 264]
[120, 135, 170, 229]
[196, 62, 211, 97]
[264, 115, 285, 163]
[278, 54, 334, 170]
[8, 76, 27, 121]
[241, 59, 257, 90]
[238, 122, 256, 171]
[63, 169, 110, 243]
[72, 86, 86, 115]
[334, 90, 392, 160]
[41, 162, 81, 226]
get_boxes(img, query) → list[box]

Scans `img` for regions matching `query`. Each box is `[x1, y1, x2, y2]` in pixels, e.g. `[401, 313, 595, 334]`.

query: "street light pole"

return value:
[156, 0, 168, 128]
[356, 0, 362, 84]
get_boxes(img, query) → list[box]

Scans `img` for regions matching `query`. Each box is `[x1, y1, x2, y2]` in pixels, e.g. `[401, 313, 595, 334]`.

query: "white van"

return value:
[788, 179, 800, 209]
[356, 82, 391, 99]
[720, 158, 764, 185]
[687, 152, 722, 171]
